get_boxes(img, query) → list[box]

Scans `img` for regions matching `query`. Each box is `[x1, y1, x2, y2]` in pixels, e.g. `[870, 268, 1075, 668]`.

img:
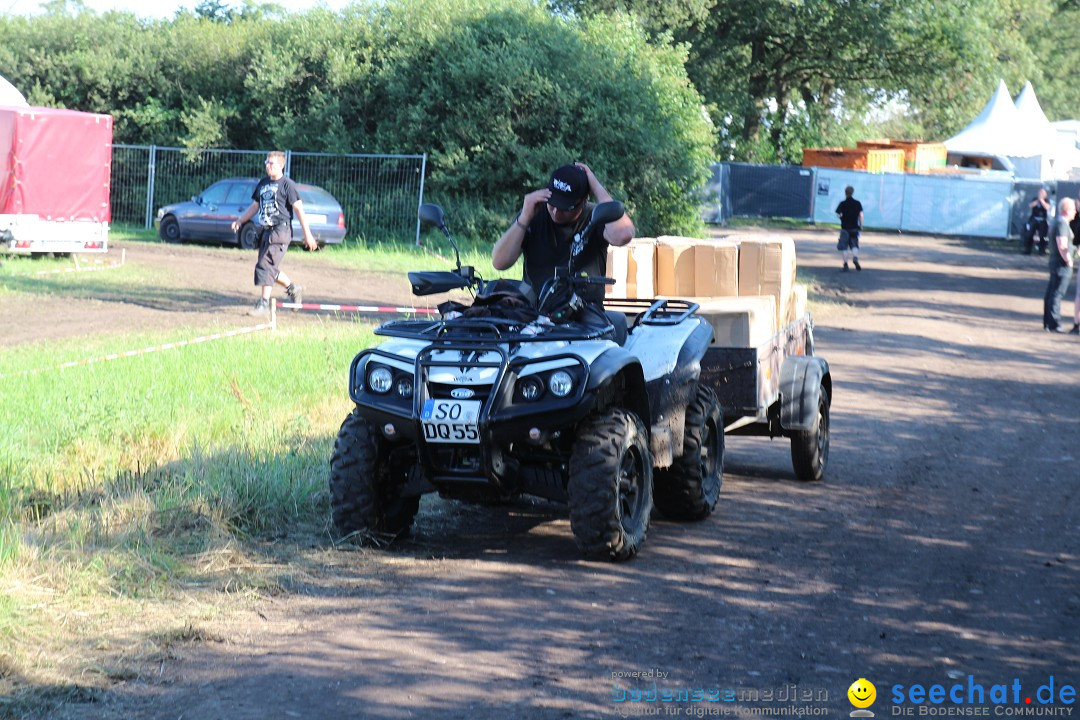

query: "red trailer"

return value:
[0, 105, 113, 254]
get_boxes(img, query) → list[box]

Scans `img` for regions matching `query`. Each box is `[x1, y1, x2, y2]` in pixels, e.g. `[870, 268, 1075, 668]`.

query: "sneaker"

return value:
[853, 258, 862, 271]
[286, 284, 304, 306]
[841, 263, 850, 272]
[249, 298, 270, 316]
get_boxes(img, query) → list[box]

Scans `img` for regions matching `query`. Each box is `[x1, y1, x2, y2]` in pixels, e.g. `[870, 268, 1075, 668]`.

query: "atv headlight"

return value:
[367, 366, 393, 394]
[548, 370, 574, 398]
[519, 376, 544, 401]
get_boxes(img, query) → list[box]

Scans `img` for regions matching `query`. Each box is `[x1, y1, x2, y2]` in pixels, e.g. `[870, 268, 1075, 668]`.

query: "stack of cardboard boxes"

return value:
[606, 234, 807, 348]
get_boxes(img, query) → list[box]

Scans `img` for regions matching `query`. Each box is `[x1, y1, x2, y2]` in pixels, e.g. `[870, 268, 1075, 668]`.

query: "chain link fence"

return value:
[111, 145, 427, 244]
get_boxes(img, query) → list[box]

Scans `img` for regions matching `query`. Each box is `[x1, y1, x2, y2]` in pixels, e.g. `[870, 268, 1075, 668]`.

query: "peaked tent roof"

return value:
[1014, 81, 1052, 130]
[945, 79, 1042, 158]
[0, 73, 28, 107]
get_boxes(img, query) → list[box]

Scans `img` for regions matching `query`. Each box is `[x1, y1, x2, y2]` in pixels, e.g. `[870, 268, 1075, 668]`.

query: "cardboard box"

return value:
[629, 238, 656, 299]
[694, 295, 778, 347]
[694, 239, 739, 297]
[790, 283, 808, 324]
[605, 238, 656, 298]
[738, 236, 797, 327]
[656, 236, 696, 296]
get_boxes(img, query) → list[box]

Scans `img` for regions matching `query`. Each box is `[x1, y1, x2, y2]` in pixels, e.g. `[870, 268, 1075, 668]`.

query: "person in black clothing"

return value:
[1042, 197, 1077, 333]
[492, 162, 635, 310]
[1023, 188, 1052, 255]
[835, 186, 863, 272]
[231, 151, 318, 316]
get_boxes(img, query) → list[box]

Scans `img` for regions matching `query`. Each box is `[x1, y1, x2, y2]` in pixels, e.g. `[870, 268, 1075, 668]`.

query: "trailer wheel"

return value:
[329, 409, 419, 541]
[568, 408, 653, 561]
[791, 386, 830, 482]
[654, 385, 724, 520]
[159, 216, 181, 243]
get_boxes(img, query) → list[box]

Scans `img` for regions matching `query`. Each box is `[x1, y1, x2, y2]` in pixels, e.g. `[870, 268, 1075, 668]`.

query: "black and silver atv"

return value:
[328, 202, 723, 560]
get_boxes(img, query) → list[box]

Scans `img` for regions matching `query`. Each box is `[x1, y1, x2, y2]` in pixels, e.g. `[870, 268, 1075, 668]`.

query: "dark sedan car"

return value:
[156, 177, 347, 248]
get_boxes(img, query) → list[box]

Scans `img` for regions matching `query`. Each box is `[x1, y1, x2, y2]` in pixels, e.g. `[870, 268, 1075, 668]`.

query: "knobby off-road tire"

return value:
[159, 215, 181, 243]
[791, 386, 830, 482]
[329, 409, 420, 541]
[654, 385, 724, 520]
[568, 408, 654, 561]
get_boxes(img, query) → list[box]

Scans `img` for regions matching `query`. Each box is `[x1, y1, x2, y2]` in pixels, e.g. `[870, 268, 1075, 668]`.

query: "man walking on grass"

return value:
[231, 151, 318, 316]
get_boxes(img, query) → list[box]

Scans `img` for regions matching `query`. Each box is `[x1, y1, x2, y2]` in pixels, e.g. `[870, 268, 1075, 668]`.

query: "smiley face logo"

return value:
[848, 678, 877, 709]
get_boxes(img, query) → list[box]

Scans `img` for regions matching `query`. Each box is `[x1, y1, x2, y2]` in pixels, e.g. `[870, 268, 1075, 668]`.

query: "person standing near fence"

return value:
[1041, 197, 1077, 333]
[231, 151, 318, 316]
[1023, 187, 1052, 255]
[835, 186, 863, 272]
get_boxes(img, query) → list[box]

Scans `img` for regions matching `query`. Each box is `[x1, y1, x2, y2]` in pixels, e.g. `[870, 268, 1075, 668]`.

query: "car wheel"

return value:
[239, 223, 258, 250]
[159, 216, 181, 243]
[568, 408, 654, 561]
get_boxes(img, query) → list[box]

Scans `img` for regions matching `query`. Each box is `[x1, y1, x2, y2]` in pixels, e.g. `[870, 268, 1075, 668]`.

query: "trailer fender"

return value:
[779, 356, 831, 432]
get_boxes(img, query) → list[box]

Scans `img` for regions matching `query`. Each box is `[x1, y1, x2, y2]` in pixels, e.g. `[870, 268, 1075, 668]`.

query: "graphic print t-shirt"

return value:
[253, 176, 300, 230]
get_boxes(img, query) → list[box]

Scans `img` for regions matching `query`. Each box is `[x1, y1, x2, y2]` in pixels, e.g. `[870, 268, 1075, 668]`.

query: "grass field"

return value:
[0, 235, 469, 710]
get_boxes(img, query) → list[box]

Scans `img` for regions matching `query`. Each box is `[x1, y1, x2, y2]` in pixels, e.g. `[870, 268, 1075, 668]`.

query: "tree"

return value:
[557, 0, 1045, 161]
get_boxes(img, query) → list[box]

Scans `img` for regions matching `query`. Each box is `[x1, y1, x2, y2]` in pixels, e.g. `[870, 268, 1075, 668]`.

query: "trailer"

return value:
[0, 106, 113, 255]
[701, 312, 830, 482]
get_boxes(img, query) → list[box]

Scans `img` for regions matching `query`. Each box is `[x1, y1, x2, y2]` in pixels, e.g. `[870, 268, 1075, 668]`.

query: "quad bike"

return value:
[328, 201, 723, 560]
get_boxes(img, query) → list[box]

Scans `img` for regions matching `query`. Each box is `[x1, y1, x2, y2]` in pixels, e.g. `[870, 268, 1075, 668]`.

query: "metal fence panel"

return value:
[725, 163, 815, 220]
[811, 169, 906, 230]
[110, 145, 152, 226]
[289, 152, 425, 244]
[900, 174, 1012, 238]
[109, 145, 426, 244]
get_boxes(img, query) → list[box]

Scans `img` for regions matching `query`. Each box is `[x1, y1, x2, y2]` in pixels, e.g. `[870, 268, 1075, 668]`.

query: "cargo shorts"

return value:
[837, 229, 860, 251]
[254, 225, 292, 286]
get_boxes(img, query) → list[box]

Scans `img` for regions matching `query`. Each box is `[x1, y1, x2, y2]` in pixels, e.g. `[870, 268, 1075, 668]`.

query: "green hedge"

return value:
[0, 0, 714, 238]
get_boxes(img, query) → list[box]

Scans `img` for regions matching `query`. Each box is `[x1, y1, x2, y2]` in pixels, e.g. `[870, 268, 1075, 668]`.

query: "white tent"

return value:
[945, 80, 1080, 180]
[0, 73, 28, 107]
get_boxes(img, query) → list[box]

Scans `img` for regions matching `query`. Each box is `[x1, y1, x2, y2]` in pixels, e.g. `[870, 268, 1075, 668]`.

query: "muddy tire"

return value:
[159, 215, 181, 243]
[329, 409, 419, 540]
[568, 408, 653, 561]
[654, 385, 724, 520]
[791, 386, 830, 482]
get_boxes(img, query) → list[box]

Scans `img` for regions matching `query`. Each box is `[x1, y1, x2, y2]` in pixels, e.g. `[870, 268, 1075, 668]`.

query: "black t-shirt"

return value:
[252, 175, 301, 229]
[836, 197, 863, 230]
[520, 202, 607, 292]
[1031, 198, 1049, 221]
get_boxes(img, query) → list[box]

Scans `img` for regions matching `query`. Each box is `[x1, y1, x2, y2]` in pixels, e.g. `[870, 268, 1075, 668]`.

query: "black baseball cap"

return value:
[547, 164, 588, 210]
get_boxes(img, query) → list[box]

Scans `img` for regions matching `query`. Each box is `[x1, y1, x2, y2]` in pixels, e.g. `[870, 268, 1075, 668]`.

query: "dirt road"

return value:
[31, 229, 1080, 719]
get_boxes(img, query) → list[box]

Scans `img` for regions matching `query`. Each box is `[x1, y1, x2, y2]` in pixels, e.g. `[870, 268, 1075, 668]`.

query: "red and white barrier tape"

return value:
[34, 248, 126, 276]
[276, 301, 437, 315]
[1, 305, 276, 379]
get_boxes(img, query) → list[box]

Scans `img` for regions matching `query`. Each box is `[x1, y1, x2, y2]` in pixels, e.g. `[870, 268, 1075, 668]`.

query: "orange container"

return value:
[856, 139, 947, 173]
[802, 146, 905, 173]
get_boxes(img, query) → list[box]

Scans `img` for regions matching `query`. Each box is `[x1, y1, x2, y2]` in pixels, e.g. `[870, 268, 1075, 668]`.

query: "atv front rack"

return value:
[375, 316, 614, 343]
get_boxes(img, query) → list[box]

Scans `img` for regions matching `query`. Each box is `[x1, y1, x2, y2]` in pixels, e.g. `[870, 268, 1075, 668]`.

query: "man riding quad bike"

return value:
[329, 198, 723, 561]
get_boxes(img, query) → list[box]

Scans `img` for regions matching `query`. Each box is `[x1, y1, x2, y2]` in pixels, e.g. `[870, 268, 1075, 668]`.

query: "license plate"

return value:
[305, 214, 327, 225]
[421, 399, 481, 444]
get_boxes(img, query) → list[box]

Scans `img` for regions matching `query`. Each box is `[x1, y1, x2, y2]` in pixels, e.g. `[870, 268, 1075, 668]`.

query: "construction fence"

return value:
[705, 162, 1075, 239]
[111, 145, 427, 244]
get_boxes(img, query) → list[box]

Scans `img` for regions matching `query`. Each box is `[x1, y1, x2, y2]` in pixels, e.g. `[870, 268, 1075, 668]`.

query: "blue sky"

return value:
[1, 0, 350, 19]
